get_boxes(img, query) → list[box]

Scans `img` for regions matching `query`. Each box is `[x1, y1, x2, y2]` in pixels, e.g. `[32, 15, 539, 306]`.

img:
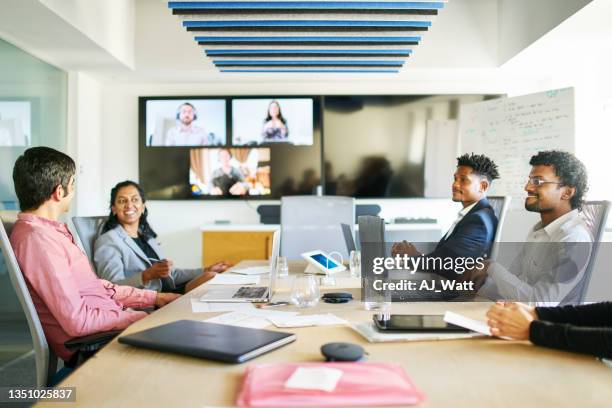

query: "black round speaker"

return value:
[321, 342, 365, 362]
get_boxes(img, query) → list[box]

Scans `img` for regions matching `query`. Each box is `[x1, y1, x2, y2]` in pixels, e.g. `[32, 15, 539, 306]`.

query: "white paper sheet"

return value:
[268, 313, 348, 328]
[190, 299, 256, 313]
[285, 367, 343, 392]
[203, 312, 271, 329]
[443, 311, 491, 336]
[230, 266, 271, 275]
[207, 274, 260, 285]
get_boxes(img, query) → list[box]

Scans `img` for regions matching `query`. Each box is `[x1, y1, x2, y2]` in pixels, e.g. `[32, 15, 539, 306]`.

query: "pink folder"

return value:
[236, 362, 425, 407]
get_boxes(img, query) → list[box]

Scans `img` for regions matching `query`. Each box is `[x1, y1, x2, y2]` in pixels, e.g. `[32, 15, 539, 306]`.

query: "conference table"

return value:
[40, 261, 612, 407]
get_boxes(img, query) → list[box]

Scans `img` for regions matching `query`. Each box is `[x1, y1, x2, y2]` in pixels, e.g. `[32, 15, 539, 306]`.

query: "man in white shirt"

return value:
[165, 102, 220, 146]
[467, 150, 592, 305]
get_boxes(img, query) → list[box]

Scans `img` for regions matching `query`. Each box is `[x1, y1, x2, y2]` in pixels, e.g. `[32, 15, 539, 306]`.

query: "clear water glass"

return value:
[290, 275, 320, 308]
[276, 256, 289, 278]
[349, 250, 361, 278]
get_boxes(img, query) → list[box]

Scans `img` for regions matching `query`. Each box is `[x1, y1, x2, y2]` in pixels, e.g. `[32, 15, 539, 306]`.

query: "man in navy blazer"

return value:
[392, 153, 500, 279]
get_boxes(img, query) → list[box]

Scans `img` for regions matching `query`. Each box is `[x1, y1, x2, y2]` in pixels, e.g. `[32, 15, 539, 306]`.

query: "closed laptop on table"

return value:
[118, 320, 296, 363]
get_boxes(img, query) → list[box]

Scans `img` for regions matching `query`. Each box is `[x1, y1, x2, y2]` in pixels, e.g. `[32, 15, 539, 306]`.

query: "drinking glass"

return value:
[290, 275, 320, 308]
[276, 256, 289, 278]
[349, 250, 361, 278]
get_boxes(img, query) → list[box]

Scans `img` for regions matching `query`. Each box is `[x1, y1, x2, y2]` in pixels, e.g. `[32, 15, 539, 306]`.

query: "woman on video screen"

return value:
[261, 100, 288, 142]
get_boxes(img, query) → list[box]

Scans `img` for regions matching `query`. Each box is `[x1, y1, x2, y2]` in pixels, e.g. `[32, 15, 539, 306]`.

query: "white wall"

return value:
[39, 0, 135, 69]
[498, 0, 593, 63]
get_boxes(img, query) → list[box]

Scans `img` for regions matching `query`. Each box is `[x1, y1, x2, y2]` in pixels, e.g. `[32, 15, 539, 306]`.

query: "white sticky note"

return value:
[207, 274, 260, 285]
[285, 367, 344, 392]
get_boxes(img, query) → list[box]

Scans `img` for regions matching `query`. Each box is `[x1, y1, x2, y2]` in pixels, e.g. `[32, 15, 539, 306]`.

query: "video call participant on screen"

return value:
[261, 100, 288, 142]
[391, 153, 500, 279]
[9, 147, 179, 363]
[486, 301, 612, 359]
[210, 149, 250, 196]
[94, 181, 232, 293]
[165, 102, 220, 146]
[464, 151, 592, 305]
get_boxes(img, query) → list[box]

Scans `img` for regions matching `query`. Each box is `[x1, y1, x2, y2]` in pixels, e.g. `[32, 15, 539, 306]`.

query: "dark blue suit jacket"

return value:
[420, 198, 498, 279]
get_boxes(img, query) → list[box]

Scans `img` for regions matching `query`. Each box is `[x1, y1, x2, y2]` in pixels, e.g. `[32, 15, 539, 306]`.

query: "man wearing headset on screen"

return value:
[165, 102, 220, 146]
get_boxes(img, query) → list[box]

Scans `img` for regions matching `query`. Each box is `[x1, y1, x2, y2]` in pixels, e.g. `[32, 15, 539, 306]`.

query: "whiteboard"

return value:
[459, 88, 574, 202]
[425, 120, 458, 198]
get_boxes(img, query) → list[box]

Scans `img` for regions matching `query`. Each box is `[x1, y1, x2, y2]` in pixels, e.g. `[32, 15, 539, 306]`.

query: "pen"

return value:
[256, 301, 290, 308]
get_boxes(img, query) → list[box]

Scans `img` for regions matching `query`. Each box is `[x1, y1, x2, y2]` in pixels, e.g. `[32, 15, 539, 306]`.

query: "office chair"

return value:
[568, 200, 610, 303]
[72, 216, 108, 267]
[280, 196, 355, 260]
[487, 196, 511, 261]
[1, 216, 120, 387]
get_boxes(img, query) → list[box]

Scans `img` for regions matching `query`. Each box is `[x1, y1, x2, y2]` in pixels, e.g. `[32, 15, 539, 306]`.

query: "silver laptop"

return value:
[199, 230, 280, 303]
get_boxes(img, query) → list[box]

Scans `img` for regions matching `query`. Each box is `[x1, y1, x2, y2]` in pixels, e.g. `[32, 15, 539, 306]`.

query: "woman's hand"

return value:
[185, 270, 218, 293]
[486, 301, 538, 340]
[206, 261, 233, 273]
[142, 259, 173, 283]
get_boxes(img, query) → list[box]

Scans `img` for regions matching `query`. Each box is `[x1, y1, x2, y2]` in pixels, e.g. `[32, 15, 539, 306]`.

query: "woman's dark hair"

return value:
[264, 100, 287, 124]
[529, 150, 588, 210]
[102, 180, 157, 240]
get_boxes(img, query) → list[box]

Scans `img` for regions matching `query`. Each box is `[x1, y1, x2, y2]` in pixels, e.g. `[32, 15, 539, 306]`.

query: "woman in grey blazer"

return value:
[94, 181, 230, 293]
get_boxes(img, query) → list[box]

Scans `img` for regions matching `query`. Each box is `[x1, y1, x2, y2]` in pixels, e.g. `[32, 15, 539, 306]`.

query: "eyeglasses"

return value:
[527, 177, 563, 187]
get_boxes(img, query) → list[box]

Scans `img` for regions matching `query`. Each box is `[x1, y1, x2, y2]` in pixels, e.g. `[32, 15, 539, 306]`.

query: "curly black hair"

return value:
[456, 153, 500, 183]
[529, 150, 588, 210]
[101, 180, 157, 240]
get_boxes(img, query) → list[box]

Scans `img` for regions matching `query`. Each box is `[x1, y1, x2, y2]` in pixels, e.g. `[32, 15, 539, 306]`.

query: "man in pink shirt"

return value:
[9, 147, 179, 363]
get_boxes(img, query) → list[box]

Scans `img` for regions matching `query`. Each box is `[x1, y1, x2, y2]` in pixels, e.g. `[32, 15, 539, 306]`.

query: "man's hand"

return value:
[459, 260, 490, 290]
[143, 260, 173, 283]
[154, 292, 181, 308]
[391, 240, 420, 257]
[206, 261, 233, 273]
[486, 301, 537, 340]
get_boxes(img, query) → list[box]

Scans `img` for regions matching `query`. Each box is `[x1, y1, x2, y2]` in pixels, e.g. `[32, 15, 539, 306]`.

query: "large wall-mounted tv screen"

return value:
[139, 96, 321, 200]
[145, 98, 226, 146]
[232, 98, 314, 146]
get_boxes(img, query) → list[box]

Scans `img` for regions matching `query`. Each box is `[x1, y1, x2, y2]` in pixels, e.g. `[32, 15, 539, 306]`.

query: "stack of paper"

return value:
[208, 274, 260, 285]
[230, 266, 270, 275]
[267, 313, 348, 328]
[190, 299, 256, 313]
[203, 309, 299, 329]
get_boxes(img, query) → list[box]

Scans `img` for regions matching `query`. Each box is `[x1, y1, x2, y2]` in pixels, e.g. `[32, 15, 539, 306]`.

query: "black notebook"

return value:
[118, 320, 296, 363]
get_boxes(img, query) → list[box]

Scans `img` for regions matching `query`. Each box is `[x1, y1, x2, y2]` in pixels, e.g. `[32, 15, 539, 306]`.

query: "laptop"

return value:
[341, 223, 357, 254]
[199, 230, 280, 302]
[118, 320, 296, 363]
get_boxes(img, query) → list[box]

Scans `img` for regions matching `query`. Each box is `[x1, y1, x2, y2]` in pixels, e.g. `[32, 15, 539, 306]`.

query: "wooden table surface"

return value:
[39, 261, 612, 408]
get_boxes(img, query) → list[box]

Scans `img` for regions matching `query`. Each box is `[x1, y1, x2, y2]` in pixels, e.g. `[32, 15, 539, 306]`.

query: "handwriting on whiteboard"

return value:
[459, 88, 574, 203]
